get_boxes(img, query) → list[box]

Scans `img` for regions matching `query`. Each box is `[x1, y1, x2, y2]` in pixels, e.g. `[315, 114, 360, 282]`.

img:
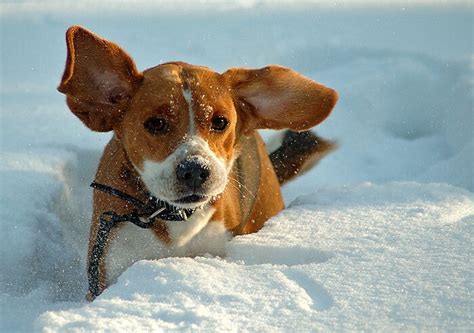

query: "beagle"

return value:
[58, 26, 338, 300]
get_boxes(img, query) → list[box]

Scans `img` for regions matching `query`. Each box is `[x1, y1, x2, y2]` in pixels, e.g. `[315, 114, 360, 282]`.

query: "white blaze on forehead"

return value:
[182, 87, 197, 136]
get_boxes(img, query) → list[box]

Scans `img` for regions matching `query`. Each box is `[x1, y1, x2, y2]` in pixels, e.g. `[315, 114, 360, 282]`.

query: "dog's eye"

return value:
[211, 116, 229, 132]
[144, 117, 167, 134]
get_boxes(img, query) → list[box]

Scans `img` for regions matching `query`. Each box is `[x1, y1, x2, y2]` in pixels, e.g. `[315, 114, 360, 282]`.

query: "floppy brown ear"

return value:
[58, 26, 143, 132]
[224, 65, 338, 133]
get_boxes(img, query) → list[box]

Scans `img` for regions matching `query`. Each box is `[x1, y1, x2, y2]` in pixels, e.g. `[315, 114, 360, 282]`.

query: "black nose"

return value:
[176, 159, 210, 189]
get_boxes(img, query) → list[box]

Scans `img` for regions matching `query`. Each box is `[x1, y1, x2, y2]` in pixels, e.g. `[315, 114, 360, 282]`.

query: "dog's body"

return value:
[91, 132, 281, 287]
[58, 26, 337, 299]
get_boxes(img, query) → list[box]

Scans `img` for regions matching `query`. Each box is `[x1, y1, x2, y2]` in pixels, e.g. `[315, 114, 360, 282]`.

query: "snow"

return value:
[35, 183, 474, 332]
[1, 1, 473, 332]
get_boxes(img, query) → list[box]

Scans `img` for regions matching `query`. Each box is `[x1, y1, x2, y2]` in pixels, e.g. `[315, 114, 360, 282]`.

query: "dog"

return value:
[58, 26, 338, 300]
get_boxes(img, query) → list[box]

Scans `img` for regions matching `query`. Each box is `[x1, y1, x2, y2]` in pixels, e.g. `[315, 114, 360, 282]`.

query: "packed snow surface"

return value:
[36, 183, 474, 332]
[1, 1, 473, 332]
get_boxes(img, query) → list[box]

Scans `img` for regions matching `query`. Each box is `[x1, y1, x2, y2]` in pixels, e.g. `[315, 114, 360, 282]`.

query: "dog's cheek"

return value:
[208, 154, 231, 195]
[120, 128, 159, 174]
[215, 127, 238, 172]
[141, 160, 166, 193]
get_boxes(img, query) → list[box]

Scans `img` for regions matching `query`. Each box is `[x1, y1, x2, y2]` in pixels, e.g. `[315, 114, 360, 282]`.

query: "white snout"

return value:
[138, 136, 229, 208]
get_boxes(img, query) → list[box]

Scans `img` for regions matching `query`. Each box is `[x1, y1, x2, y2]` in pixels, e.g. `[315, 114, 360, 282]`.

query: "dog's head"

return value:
[58, 26, 337, 209]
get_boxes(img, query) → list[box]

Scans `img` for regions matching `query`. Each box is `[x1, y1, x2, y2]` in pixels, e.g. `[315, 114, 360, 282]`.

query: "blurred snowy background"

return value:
[1, 1, 473, 331]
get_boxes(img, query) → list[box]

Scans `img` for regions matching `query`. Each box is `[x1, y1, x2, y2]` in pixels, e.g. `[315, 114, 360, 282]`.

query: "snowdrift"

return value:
[1, 2, 473, 332]
[37, 183, 474, 332]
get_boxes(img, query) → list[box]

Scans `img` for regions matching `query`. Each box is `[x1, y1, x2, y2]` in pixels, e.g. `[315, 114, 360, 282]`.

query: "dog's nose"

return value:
[176, 159, 210, 189]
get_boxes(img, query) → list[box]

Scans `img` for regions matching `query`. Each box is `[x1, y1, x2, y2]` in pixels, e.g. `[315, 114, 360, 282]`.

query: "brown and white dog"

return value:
[58, 26, 338, 299]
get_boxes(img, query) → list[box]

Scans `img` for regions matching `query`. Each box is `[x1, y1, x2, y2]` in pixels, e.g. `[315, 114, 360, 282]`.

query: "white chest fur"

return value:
[105, 207, 230, 284]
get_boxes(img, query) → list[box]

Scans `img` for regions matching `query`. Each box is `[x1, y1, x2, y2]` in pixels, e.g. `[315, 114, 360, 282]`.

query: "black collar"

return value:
[88, 181, 197, 300]
[90, 181, 195, 223]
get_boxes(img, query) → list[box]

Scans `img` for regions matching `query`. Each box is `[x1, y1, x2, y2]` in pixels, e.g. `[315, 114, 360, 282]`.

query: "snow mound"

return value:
[37, 183, 474, 331]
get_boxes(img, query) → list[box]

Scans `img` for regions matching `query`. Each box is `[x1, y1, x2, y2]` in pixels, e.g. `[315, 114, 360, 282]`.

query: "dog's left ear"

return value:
[224, 65, 338, 133]
[58, 26, 143, 132]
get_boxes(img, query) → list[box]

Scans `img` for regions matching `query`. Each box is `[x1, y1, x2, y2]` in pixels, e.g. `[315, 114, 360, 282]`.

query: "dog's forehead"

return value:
[138, 62, 234, 114]
[142, 63, 223, 91]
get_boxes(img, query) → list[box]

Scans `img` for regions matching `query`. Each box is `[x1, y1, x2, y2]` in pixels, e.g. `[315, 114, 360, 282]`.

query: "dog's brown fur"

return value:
[58, 26, 338, 298]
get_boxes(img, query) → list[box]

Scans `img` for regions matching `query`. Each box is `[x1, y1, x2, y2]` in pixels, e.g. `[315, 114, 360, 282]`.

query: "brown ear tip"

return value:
[61, 26, 96, 92]
[57, 82, 70, 94]
[65, 26, 82, 42]
[66, 25, 88, 36]
[65, 26, 98, 45]
[311, 87, 338, 127]
[329, 88, 339, 107]
[322, 87, 338, 111]
[66, 25, 81, 33]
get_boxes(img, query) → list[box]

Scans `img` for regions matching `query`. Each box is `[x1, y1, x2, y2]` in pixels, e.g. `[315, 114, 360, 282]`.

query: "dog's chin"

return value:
[151, 191, 213, 209]
[172, 194, 210, 209]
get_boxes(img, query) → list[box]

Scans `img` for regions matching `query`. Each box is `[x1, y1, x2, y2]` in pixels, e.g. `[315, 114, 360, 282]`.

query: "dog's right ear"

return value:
[58, 26, 143, 132]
